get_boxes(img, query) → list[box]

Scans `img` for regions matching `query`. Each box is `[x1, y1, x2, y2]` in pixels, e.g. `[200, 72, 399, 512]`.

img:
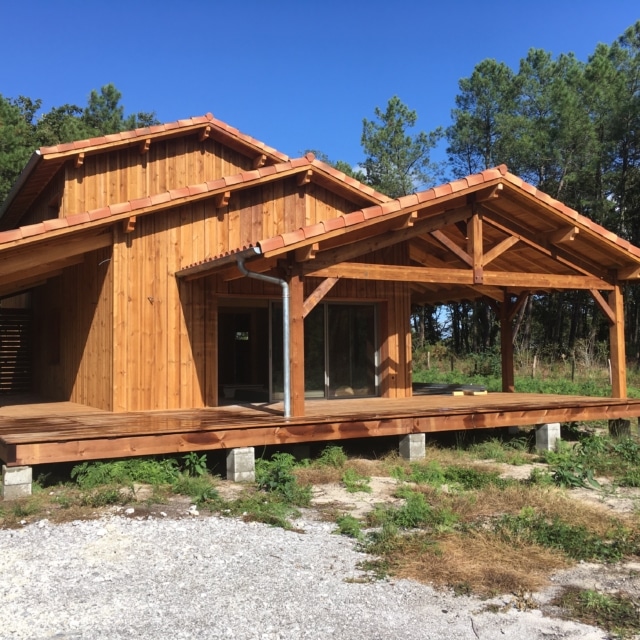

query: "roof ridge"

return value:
[38, 113, 289, 161]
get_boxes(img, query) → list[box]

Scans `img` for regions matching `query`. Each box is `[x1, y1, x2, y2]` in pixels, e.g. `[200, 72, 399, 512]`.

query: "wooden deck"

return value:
[1, 393, 640, 467]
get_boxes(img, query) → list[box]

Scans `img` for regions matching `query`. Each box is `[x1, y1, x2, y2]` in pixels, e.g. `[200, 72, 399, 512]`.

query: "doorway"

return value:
[271, 302, 377, 400]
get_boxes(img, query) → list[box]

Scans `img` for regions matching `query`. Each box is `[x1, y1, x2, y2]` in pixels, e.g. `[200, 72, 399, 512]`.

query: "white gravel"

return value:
[0, 515, 607, 640]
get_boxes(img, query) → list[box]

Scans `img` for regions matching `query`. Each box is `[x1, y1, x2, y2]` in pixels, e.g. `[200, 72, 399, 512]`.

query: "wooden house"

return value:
[1, 113, 640, 484]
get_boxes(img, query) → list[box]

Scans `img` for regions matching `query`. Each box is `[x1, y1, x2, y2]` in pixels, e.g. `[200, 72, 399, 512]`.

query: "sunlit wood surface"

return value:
[1, 393, 639, 466]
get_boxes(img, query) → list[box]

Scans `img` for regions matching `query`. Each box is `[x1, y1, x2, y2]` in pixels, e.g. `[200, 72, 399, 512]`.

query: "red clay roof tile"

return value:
[465, 174, 484, 187]
[20, 223, 45, 238]
[205, 179, 226, 191]
[42, 218, 69, 232]
[109, 202, 132, 215]
[0, 229, 23, 243]
[88, 207, 113, 221]
[323, 217, 346, 232]
[363, 205, 384, 220]
[433, 184, 453, 198]
[416, 189, 436, 203]
[65, 212, 91, 226]
[128, 197, 152, 210]
[303, 222, 325, 239]
[449, 178, 468, 192]
[188, 184, 208, 197]
[168, 187, 191, 200]
[343, 211, 366, 225]
[149, 192, 171, 206]
[280, 229, 307, 245]
[259, 236, 285, 253]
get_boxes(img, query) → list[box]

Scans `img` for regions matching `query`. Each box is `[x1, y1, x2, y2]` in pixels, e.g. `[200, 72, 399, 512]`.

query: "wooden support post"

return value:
[500, 298, 515, 392]
[289, 269, 305, 416]
[467, 210, 483, 284]
[609, 284, 627, 398]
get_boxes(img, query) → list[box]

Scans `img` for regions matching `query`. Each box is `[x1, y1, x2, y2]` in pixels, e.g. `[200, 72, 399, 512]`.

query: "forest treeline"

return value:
[1, 22, 639, 362]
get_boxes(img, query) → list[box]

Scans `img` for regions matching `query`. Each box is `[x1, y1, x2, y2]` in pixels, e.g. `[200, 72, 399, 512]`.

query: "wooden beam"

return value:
[302, 277, 339, 318]
[296, 170, 313, 187]
[0, 232, 112, 279]
[294, 242, 319, 262]
[214, 191, 231, 221]
[214, 191, 231, 209]
[75, 152, 85, 168]
[252, 154, 267, 169]
[590, 289, 616, 325]
[306, 262, 614, 290]
[289, 270, 305, 416]
[483, 210, 611, 280]
[198, 126, 211, 142]
[0, 253, 87, 297]
[500, 299, 515, 392]
[429, 229, 473, 266]
[507, 292, 530, 323]
[549, 225, 579, 245]
[308, 206, 472, 268]
[467, 211, 483, 284]
[140, 138, 151, 154]
[483, 236, 519, 266]
[391, 211, 418, 231]
[122, 216, 137, 234]
[617, 264, 640, 280]
[609, 284, 627, 398]
[472, 182, 503, 202]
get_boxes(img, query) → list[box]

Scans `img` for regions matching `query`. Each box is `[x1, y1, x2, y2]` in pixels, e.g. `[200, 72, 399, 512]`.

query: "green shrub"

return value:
[182, 452, 208, 477]
[71, 457, 179, 489]
[341, 468, 371, 493]
[335, 514, 364, 539]
[316, 446, 347, 468]
[255, 453, 311, 506]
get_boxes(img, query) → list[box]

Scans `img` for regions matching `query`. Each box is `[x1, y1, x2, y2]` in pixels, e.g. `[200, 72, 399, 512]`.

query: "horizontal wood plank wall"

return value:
[60, 138, 254, 217]
[32, 247, 113, 409]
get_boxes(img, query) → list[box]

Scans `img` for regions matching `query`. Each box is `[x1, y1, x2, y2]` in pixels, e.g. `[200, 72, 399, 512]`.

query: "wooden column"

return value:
[289, 269, 305, 416]
[609, 284, 627, 398]
[500, 298, 515, 392]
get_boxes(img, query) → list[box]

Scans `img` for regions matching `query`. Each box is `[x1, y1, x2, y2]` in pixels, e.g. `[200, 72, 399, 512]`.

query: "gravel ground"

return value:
[0, 514, 609, 640]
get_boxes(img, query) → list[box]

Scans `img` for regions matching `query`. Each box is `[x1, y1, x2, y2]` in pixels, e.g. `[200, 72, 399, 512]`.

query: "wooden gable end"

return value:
[21, 137, 258, 226]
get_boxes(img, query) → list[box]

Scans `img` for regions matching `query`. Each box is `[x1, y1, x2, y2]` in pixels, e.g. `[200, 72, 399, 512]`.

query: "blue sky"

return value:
[1, 1, 638, 169]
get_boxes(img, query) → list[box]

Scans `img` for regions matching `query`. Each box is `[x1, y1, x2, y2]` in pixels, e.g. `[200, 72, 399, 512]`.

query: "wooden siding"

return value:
[105, 188, 413, 411]
[59, 137, 255, 217]
[32, 247, 113, 409]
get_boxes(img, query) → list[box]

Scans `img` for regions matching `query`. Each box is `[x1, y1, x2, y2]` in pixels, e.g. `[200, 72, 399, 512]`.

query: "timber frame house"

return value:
[0, 112, 640, 470]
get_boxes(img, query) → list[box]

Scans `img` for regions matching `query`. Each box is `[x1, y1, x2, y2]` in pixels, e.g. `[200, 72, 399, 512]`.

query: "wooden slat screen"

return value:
[0, 309, 32, 393]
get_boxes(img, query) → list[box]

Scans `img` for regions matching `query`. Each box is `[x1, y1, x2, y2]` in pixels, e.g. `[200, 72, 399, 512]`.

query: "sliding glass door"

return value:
[270, 302, 377, 400]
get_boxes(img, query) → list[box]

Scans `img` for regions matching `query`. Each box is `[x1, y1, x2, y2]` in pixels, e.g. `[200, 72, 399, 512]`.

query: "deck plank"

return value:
[1, 394, 639, 466]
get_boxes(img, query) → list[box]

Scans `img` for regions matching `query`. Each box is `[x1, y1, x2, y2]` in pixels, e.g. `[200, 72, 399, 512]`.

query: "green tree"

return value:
[446, 59, 519, 177]
[0, 95, 35, 202]
[361, 96, 443, 198]
[82, 83, 159, 136]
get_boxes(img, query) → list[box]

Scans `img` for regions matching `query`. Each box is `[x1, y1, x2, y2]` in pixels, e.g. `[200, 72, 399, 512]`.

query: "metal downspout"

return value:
[236, 256, 291, 418]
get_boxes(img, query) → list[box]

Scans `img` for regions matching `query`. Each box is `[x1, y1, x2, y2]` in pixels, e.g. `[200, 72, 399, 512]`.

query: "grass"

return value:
[552, 587, 640, 638]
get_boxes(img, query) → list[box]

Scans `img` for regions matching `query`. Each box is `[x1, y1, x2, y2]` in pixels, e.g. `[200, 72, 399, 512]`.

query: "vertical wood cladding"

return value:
[106, 182, 411, 410]
[60, 137, 254, 217]
[32, 247, 113, 409]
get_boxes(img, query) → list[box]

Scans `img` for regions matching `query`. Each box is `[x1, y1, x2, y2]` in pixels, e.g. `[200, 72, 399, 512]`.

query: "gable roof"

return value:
[0, 113, 290, 230]
[178, 165, 640, 299]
